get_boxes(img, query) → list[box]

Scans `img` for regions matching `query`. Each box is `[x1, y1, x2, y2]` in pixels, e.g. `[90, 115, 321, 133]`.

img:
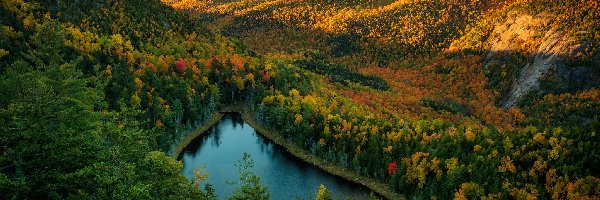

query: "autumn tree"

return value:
[315, 184, 332, 200]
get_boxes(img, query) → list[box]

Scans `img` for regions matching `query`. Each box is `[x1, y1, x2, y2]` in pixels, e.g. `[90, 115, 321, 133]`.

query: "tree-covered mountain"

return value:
[1, 0, 237, 198]
[2, 0, 599, 199]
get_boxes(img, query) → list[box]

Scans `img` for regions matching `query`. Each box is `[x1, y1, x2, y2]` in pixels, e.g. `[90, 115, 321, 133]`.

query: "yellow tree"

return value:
[316, 184, 332, 200]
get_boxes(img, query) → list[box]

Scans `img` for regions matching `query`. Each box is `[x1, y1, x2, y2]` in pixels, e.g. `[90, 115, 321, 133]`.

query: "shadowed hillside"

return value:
[1, 0, 599, 199]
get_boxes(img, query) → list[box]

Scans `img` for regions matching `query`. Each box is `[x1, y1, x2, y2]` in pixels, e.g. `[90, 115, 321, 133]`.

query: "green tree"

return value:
[229, 153, 270, 200]
[0, 59, 103, 199]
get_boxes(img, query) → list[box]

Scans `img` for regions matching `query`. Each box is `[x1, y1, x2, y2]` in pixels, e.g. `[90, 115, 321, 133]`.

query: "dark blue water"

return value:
[180, 114, 371, 199]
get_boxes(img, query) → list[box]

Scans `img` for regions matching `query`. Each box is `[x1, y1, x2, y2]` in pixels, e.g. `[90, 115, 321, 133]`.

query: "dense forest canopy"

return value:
[1, 0, 599, 199]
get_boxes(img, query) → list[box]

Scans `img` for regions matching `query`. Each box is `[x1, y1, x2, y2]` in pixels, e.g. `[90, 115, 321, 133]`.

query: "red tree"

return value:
[176, 59, 186, 72]
[388, 161, 398, 175]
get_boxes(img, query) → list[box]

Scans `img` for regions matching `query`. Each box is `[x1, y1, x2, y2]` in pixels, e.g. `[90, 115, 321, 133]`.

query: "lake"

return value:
[179, 113, 372, 199]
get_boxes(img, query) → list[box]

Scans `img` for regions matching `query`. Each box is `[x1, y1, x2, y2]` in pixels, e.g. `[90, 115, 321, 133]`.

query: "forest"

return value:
[1, 0, 599, 199]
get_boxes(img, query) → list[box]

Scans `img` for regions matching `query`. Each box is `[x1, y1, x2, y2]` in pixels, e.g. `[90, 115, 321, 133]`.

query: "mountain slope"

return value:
[1, 0, 599, 199]
[165, 0, 600, 199]
[451, 0, 600, 108]
[168, 0, 506, 62]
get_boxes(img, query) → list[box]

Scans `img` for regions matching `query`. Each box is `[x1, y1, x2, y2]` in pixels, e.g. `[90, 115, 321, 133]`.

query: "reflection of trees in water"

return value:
[211, 124, 222, 148]
[180, 126, 217, 159]
[255, 132, 275, 159]
[182, 114, 372, 198]
[210, 114, 244, 148]
[229, 113, 245, 127]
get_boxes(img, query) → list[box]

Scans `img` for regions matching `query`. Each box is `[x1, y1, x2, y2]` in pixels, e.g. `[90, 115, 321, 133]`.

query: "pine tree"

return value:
[315, 184, 332, 200]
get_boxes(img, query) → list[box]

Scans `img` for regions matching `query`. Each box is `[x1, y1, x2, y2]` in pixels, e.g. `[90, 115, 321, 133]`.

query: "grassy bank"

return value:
[233, 105, 403, 200]
[173, 112, 225, 158]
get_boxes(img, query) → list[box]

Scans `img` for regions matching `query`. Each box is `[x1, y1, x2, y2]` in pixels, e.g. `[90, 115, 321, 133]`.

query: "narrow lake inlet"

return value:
[179, 113, 371, 199]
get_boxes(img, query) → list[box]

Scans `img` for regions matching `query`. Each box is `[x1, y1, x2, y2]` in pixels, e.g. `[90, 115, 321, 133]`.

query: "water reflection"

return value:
[180, 114, 370, 199]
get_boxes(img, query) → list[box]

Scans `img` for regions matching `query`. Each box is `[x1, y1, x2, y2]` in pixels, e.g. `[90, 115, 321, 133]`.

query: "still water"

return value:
[180, 114, 371, 199]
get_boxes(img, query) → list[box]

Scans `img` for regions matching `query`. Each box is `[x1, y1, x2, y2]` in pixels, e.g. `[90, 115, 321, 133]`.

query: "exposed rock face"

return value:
[484, 12, 599, 108]
[485, 14, 553, 64]
[501, 29, 574, 108]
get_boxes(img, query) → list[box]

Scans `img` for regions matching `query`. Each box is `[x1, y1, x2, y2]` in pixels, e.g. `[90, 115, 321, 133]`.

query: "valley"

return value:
[1, 0, 598, 199]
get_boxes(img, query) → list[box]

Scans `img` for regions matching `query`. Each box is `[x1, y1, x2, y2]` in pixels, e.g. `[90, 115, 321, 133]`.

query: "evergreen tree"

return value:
[229, 153, 270, 200]
[315, 184, 332, 200]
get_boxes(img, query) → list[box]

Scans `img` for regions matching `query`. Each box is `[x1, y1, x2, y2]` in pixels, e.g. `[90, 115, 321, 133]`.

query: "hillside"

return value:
[169, 0, 504, 63]
[167, 0, 600, 199]
[2, 0, 599, 199]
[0, 0, 235, 198]
[166, 0, 599, 120]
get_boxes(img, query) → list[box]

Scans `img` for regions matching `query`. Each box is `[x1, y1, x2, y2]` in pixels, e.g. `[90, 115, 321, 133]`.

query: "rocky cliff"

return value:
[483, 12, 599, 108]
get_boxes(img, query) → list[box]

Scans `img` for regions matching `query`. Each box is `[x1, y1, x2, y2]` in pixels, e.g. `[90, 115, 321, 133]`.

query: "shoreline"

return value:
[173, 112, 225, 158]
[174, 105, 403, 200]
[239, 110, 404, 200]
